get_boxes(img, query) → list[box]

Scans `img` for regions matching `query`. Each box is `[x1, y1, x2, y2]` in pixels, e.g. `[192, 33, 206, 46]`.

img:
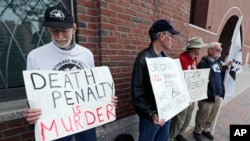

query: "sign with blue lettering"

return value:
[183, 69, 210, 102]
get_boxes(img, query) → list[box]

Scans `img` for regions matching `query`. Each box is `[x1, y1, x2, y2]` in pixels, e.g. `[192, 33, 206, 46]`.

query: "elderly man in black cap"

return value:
[23, 3, 118, 141]
[131, 19, 180, 141]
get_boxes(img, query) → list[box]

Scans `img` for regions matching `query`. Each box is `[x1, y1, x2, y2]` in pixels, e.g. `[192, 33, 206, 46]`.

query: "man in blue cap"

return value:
[131, 19, 180, 141]
[23, 3, 118, 141]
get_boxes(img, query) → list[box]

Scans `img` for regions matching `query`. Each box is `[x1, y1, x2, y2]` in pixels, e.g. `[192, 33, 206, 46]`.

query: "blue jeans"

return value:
[138, 117, 171, 141]
[55, 128, 97, 141]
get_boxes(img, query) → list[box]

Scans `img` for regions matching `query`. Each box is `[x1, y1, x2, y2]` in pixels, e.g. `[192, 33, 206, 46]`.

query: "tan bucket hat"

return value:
[185, 36, 208, 50]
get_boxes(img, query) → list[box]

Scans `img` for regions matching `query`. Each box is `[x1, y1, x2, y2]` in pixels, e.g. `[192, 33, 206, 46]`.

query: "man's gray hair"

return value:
[207, 42, 222, 52]
[150, 32, 164, 42]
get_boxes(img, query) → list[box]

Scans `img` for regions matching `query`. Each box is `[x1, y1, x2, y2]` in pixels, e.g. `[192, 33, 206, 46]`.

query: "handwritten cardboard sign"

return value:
[23, 66, 116, 141]
[183, 69, 210, 102]
[146, 57, 190, 121]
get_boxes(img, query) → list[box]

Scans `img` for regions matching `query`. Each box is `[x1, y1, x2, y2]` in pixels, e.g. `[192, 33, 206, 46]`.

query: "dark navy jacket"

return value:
[198, 56, 228, 102]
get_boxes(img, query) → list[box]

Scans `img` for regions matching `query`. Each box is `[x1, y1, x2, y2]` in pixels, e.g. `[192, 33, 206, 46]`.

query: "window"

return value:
[190, 0, 209, 28]
[0, 0, 74, 102]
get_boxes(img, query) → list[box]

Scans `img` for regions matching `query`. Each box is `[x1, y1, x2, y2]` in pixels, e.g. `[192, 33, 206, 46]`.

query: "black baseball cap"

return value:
[43, 4, 74, 28]
[149, 19, 180, 41]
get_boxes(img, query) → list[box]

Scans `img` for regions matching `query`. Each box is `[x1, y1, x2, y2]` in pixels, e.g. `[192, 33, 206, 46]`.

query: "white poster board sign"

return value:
[146, 57, 190, 121]
[23, 66, 116, 141]
[183, 69, 210, 102]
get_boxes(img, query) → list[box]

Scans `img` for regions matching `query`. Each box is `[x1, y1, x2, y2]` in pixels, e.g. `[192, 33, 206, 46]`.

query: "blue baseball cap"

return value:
[149, 19, 180, 41]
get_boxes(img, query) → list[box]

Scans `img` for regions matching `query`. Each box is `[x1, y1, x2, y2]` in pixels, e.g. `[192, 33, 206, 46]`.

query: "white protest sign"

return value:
[146, 57, 190, 121]
[183, 69, 210, 102]
[23, 66, 116, 141]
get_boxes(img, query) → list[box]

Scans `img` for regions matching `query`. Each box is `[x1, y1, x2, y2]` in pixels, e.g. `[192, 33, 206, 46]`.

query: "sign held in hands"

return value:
[23, 66, 116, 141]
[146, 57, 190, 121]
[183, 69, 210, 102]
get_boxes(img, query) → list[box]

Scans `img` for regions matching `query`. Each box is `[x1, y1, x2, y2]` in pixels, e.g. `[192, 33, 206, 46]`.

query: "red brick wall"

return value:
[75, 0, 190, 119]
[0, 1, 190, 140]
[189, 0, 250, 63]
[0, 118, 34, 141]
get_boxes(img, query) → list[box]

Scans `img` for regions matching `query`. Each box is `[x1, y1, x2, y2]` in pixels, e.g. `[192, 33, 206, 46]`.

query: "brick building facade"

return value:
[0, 0, 249, 141]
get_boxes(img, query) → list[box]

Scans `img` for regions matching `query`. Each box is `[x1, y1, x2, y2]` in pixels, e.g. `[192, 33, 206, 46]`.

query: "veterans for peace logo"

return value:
[50, 9, 65, 20]
[53, 59, 84, 71]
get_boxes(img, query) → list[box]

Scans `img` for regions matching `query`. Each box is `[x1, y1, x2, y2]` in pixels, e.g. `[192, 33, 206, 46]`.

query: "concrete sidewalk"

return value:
[183, 66, 250, 141]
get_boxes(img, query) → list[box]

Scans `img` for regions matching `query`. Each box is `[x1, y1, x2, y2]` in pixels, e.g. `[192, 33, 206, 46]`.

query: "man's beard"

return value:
[215, 54, 221, 60]
[53, 40, 72, 50]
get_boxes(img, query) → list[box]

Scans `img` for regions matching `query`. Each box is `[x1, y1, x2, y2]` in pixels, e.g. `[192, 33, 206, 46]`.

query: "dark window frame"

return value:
[190, 0, 209, 28]
[0, 0, 74, 102]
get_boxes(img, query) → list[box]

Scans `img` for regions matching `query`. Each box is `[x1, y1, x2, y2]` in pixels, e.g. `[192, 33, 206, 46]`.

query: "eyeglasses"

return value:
[162, 32, 174, 38]
[215, 48, 222, 52]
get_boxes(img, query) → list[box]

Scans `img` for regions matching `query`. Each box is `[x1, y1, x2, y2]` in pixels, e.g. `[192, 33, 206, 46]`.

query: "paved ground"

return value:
[183, 66, 250, 141]
[131, 66, 250, 141]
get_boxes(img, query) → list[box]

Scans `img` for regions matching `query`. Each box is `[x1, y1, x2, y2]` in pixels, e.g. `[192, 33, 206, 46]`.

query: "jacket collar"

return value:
[148, 44, 166, 57]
